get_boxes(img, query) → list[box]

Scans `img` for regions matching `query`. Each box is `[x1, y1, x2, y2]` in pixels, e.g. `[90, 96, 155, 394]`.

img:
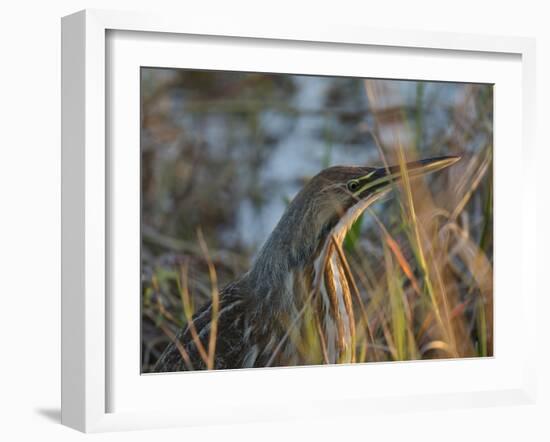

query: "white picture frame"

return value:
[61, 9, 537, 433]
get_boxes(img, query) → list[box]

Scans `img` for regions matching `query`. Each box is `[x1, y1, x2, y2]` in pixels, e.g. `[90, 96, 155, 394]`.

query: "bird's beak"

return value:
[355, 155, 461, 196]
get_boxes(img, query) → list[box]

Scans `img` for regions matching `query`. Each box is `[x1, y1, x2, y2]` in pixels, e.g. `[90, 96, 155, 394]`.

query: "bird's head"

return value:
[287, 155, 461, 249]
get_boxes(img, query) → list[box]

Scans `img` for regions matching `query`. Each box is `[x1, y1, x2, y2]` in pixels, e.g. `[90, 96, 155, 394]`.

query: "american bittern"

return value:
[155, 155, 460, 371]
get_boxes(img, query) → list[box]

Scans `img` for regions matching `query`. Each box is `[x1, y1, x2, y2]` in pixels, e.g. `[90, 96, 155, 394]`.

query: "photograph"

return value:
[140, 68, 493, 373]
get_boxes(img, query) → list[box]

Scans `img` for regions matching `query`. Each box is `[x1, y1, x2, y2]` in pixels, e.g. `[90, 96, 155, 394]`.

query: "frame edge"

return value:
[61, 10, 87, 432]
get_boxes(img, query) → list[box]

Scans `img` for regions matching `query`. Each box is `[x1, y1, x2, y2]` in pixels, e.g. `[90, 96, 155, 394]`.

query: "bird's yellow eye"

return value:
[347, 180, 360, 192]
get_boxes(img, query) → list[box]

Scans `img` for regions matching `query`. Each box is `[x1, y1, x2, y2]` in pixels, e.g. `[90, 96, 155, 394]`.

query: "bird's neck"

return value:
[246, 202, 336, 310]
[244, 198, 372, 364]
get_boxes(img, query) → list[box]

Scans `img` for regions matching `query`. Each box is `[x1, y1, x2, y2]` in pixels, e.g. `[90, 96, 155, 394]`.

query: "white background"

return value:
[0, 1, 548, 441]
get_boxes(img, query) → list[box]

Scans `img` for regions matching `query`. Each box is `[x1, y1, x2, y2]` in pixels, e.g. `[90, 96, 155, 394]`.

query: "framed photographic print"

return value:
[61, 9, 537, 432]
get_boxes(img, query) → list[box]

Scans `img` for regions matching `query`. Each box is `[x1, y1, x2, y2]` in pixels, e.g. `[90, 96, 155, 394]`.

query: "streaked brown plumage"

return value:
[154, 156, 460, 371]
